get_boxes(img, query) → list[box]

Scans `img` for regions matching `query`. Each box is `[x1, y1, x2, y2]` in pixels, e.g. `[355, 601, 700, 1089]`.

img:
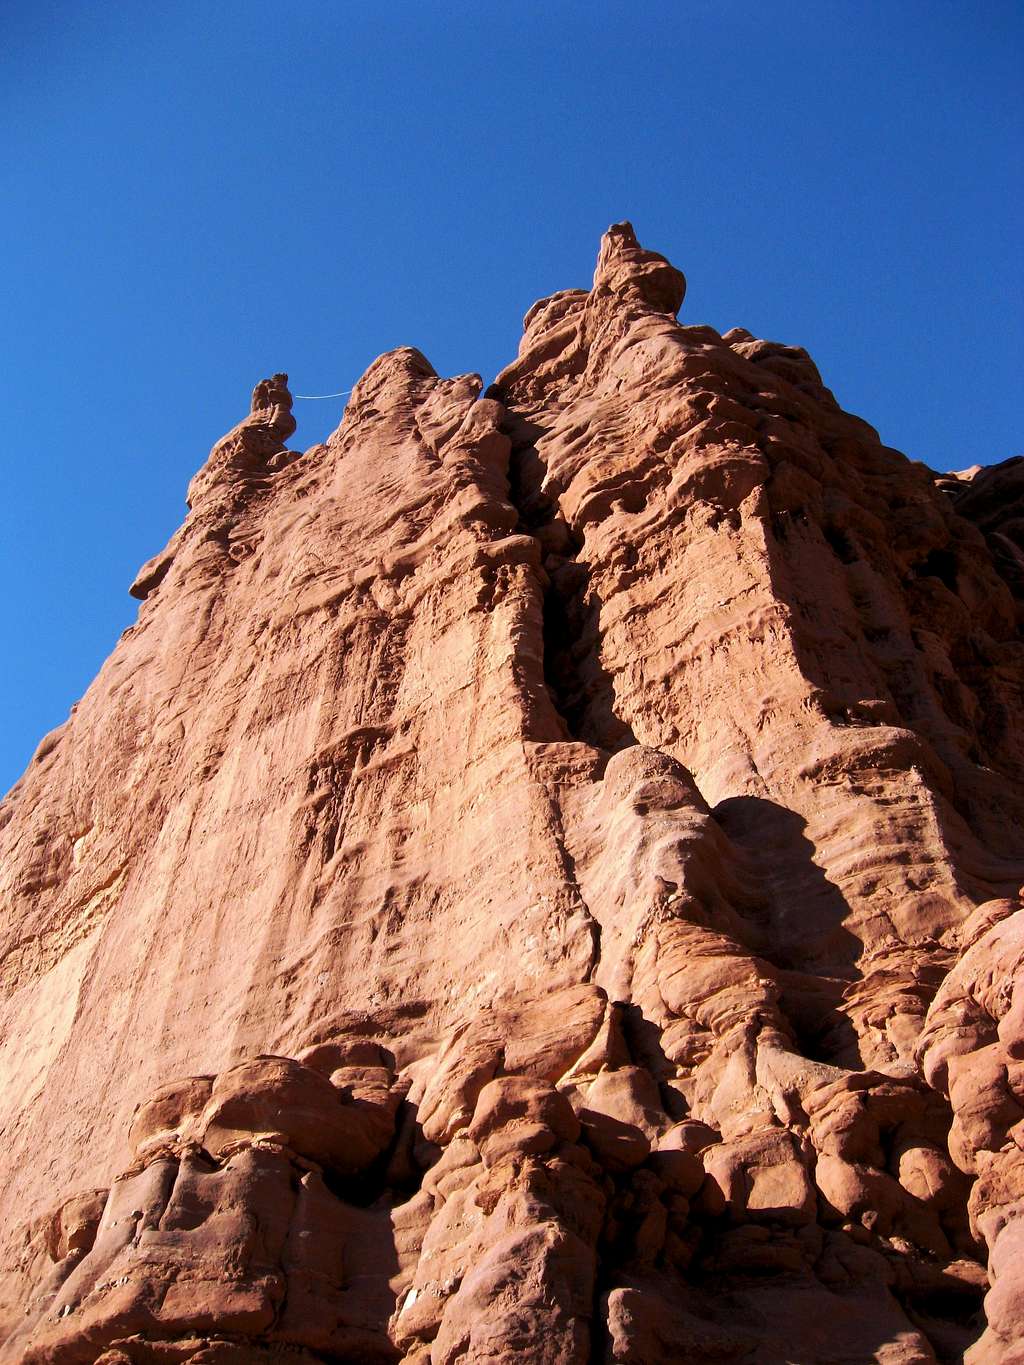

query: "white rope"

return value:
[293, 388, 352, 400]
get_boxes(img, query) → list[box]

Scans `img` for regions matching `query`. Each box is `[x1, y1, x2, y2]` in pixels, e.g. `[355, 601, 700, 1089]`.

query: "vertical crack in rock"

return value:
[502, 408, 637, 752]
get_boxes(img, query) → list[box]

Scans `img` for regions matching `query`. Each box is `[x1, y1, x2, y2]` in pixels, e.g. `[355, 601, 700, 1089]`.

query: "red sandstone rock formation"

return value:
[1, 224, 1022, 1363]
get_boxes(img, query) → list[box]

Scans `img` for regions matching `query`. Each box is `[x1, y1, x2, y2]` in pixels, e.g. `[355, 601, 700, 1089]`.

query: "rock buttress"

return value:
[2, 225, 1023, 1363]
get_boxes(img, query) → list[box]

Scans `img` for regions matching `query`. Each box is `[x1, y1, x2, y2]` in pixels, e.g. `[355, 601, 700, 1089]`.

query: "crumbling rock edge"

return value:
[1, 223, 1023, 1363]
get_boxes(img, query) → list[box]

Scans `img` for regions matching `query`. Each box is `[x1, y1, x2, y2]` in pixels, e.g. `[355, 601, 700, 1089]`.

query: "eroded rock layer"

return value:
[1, 225, 1022, 1363]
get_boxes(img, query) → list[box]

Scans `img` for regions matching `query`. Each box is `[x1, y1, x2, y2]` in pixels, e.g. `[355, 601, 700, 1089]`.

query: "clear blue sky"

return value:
[2, 2, 1021, 793]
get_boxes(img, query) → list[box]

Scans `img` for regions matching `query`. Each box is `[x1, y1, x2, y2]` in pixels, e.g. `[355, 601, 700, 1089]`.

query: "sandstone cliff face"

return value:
[1, 225, 1022, 1364]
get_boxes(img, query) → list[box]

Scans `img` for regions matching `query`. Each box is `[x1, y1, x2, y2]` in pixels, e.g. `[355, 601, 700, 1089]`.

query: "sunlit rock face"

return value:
[1, 223, 1022, 1364]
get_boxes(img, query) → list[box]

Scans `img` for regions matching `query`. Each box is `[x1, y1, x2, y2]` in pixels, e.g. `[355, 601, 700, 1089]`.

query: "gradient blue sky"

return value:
[2, 1, 1021, 793]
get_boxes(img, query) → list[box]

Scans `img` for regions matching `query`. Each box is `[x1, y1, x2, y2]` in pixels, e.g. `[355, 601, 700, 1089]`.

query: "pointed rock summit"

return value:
[592, 218, 686, 314]
[1, 226, 1022, 1363]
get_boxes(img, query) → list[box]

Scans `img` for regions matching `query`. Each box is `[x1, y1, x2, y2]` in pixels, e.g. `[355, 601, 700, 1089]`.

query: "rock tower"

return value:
[2, 225, 1022, 1363]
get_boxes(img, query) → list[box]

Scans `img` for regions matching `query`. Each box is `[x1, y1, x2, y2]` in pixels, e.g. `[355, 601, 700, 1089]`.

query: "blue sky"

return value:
[2, 1, 1021, 793]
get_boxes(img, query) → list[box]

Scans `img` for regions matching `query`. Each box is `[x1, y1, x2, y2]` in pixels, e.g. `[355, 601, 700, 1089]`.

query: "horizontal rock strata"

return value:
[1, 224, 1022, 1363]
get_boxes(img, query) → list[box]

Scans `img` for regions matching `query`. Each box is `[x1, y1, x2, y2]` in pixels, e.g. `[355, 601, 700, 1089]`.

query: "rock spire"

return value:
[1, 225, 1022, 1363]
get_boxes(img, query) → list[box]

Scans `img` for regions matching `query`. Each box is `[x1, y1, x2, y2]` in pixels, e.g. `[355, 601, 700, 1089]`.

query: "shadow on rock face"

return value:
[713, 795, 861, 973]
[712, 795, 866, 1069]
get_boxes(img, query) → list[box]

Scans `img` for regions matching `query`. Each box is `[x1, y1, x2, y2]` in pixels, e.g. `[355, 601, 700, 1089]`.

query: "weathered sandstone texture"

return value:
[1, 224, 1022, 1363]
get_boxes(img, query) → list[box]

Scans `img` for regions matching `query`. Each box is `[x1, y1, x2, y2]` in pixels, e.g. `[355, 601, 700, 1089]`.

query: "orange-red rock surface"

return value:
[1, 224, 1022, 1363]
